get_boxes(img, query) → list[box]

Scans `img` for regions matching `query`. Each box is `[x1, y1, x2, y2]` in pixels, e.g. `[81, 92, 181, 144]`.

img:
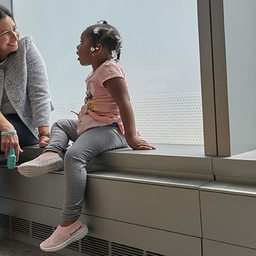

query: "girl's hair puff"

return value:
[85, 20, 122, 62]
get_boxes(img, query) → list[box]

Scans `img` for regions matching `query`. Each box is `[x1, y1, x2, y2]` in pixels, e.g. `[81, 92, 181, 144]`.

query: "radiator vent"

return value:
[12, 217, 30, 237]
[0, 215, 168, 256]
[67, 240, 80, 251]
[0, 213, 9, 230]
[81, 235, 109, 256]
[147, 251, 166, 256]
[112, 242, 143, 256]
[31, 221, 53, 240]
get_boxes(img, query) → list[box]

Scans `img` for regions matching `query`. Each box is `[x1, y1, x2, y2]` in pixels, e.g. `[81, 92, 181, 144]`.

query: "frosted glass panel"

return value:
[12, 0, 203, 144]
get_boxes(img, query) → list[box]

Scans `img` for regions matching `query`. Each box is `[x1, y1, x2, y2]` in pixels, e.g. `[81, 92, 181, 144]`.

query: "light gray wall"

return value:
[0, 0, 11, 11]
[200, 0, 256, 156]
[223, 0, 256, 155]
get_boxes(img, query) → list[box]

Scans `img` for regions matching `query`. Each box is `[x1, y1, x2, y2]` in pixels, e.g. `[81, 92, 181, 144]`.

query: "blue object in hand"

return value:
[7, 148, 16, 169]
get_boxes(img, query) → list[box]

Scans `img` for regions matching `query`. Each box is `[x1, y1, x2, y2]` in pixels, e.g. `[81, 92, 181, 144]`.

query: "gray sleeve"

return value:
[26, 38, 54, 127]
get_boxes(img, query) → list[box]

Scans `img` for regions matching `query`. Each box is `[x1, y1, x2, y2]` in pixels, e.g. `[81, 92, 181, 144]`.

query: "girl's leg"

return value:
[18, 119, 79, 177]
[44, 118, 79, 153]
[61, 125, 127, 223]
[39, 126, 127, 252]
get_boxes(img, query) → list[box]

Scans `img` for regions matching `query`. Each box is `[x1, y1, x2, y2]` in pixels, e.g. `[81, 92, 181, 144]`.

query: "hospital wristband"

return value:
[1, 130, 17, 136]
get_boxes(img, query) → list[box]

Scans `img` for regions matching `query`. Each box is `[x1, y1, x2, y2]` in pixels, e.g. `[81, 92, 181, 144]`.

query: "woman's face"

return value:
[0, 16, 19, 59]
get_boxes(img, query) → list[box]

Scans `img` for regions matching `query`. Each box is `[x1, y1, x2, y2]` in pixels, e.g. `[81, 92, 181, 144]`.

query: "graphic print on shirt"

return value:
[85, 83, 97, 111]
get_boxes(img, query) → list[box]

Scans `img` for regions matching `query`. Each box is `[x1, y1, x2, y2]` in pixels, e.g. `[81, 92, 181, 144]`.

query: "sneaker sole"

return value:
[17, 158, 63, 178]
[40, 226, 89, 252]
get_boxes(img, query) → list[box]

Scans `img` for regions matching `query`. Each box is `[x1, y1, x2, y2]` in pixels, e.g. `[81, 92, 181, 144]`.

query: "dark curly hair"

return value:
[84, 20, 122, 61]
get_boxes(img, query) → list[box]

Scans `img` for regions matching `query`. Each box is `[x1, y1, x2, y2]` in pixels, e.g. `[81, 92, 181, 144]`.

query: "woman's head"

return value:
[77, 20, 122, 67]
[0, 5, 19, 61]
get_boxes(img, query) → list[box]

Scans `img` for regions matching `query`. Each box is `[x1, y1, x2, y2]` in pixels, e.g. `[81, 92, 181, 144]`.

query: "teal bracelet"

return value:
[1, 130, 17, 136]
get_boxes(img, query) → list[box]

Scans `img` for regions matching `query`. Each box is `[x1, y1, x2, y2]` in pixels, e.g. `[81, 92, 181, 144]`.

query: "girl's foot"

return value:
[17, 152, 63, 177]
[40, 219, 88, 252]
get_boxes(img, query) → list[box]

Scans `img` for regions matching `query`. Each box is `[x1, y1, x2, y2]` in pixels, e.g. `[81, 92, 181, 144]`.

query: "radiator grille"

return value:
[31, 221, 53, 240]
[67, 240, 80, 251]
[112, 242, 143, 256]
[12, 217, 30, 236]
[0, 214, 168, 256]
[0, 213, 9, 230]
[81, 235, 109, 256]
[147, 251, 166, 256]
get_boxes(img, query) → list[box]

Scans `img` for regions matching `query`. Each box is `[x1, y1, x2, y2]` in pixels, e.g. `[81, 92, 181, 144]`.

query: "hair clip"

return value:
[93, 27, 100, 35]
[115, 35, 122, 43]
[111, 50, 117, 59]
[97, 20, 107, 24]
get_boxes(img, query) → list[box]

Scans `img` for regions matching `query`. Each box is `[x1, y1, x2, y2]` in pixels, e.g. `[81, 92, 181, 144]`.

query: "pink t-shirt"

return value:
[77, 60, 125, 135]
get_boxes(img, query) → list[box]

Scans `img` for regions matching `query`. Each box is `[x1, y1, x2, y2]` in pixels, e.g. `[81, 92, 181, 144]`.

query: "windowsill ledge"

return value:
[87, 144, 213, 180]
[212, 149, 256, 182]
[2, 144, 256, 183]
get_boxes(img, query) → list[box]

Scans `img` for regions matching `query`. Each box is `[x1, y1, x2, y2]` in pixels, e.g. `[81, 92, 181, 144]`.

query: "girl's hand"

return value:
[1, 133, 23, 161]
[126, 135, 155, 150]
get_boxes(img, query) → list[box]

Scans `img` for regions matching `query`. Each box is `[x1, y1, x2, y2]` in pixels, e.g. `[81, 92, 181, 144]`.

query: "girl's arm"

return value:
[105, 77, 155, 150]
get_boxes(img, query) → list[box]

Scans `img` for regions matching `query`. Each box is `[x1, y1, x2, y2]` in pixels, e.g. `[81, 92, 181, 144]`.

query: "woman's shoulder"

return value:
[6, 36, 34, 63]
[18, 35, 36, 51]
[16, 36, 43, 60]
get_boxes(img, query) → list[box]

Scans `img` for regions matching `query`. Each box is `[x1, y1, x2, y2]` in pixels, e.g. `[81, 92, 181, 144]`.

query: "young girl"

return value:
[18, 20, 155, 252]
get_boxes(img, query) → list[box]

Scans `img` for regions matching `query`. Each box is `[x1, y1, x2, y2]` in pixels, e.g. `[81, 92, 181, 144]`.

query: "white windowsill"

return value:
[2, 144, 256, 183]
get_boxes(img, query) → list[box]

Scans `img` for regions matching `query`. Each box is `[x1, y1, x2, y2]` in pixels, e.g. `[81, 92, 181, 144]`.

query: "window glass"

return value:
[13, 0, 203, 145]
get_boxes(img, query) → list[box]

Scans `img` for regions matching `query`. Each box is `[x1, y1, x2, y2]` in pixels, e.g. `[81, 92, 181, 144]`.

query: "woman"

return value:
[0, 5, 54, 161]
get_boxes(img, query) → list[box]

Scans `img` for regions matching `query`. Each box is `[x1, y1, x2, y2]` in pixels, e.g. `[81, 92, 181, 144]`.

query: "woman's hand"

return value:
[126, 135, 155, 150]
[38, 127, 51, 148]
[39, 135, 50, 148]
[1, 133, 23, 161]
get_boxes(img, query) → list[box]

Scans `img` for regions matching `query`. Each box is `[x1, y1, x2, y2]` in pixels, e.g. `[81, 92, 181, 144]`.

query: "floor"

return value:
[0, 239, 56, 256]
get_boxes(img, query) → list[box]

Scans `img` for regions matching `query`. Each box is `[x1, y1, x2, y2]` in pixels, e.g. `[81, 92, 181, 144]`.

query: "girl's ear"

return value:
[96, 43, 102, 52]
[91, 43, 102, 52]
[91, 44, 103, 57]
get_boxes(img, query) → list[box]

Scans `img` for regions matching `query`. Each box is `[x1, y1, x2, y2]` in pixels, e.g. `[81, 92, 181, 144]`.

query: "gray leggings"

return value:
[44, 119, 127, 221]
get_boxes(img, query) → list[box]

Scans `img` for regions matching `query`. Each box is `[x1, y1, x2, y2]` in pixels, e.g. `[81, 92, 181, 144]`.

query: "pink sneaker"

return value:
[40, 220, 88, 252]
[18, 153, 63, 177]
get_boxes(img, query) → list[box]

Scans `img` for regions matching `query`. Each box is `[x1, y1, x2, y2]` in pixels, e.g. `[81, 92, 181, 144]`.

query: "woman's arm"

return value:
[25, 38, 52, 147]
[26, 38, 52, 127]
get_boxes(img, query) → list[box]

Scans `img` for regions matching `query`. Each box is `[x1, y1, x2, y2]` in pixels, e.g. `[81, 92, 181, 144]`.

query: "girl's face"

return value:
[0, 16, 19, 60]
[76, 31, 93, 66]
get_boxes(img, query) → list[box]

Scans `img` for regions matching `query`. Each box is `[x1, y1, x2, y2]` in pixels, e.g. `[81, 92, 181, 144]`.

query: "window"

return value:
[12, 0, 203, 145]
